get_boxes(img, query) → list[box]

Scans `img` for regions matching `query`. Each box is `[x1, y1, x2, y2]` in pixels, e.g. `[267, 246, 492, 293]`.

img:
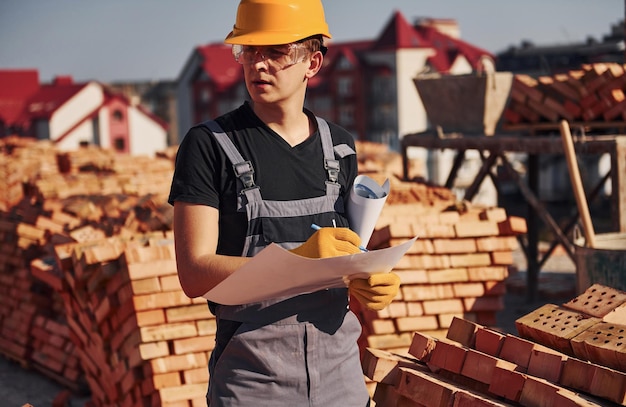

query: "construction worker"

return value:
[168, 0, 401, 405]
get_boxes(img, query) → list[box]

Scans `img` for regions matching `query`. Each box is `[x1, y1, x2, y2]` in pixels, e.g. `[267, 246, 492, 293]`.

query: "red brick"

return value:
[131, 277, 162, 295]
[125, 259, 178, 280]
[483, 281, 507, 296]
[449, 253, 492, 268]
[427, 268, 469, 284]
[490, 251, 513, 265]
[499, 334, 536, 371]
[423, 299, 465, 315]
[160, 275, 183, 292]
[136, 309, 166, 327]
[386, 301, 409, 318]
[196, 319, 217, 336]
[158, 383, 207, 404]
[372, 319, 397, 334]
[488, 364, 526, 402]
[406, 302, 424, 316]
[183, 367, 209, 384]
[474, 327, 505, 356]
[588, 361, 626, 404]
[394, 269, 429, 284]
[437, 313, 465, 329]
[497, 216, 527, 235]
[429, 338, 467, 374]
[452, 282, 485, 298]
[527, 344, 567, 383]
[138, 341, 170, 360]
[406, 254, 451, 270]
[396, 315, 439, 332]
[124, 244, 176, 264]
[454, 221, 500, 238]
[519, 376, 561, 407]
[475, 236, 519, 252]
[133, 291, 191, 311]
[408, 332, 437, 362]
[140, 322, 197, 342]
[402, 284, 454, 301]
[396, 367, 456, 406]
[148, 352, 208, 374]
[165, 304, 213, 323]
[446, 317, 479, 348]
[467, 266, 509, 282]
[362, 347, 422, 385]
[460, 348, 517, 384]
[463, 296, 503, 313]
[366, 333, 413, 350]
[432, 238, 477, 254]
[172, 335, 215, 355]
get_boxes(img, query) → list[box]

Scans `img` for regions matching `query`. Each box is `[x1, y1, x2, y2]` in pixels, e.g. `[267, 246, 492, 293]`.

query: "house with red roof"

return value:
[0, 70, 168, 156]
[175, 11, 494, 151]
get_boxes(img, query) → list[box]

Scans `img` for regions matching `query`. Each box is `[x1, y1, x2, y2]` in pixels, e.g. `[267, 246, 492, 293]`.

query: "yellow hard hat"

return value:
[225, 0, 332, 45]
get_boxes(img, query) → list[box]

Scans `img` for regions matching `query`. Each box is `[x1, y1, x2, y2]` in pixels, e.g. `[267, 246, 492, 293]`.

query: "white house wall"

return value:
[448, 56, 473, 75]
[396, 48, 435, 138]
[49, 82, 103, 144]
[54, 120, 94, 151]
[127, 106, 167, 156]
[98, 108, 111, 149]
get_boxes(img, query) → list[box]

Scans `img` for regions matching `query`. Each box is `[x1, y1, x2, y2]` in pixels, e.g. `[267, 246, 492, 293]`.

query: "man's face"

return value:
[232, 42, 314, 104]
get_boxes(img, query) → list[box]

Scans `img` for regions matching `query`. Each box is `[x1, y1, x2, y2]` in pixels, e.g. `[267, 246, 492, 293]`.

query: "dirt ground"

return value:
[0, 247, 577, 407]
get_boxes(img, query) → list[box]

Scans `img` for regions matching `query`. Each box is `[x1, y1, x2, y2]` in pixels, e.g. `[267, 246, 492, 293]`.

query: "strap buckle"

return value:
[325, 158, 340, 183]
[233, 161, 256, 189]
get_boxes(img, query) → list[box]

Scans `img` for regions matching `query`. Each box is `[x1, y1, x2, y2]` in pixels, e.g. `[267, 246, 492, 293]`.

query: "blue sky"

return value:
[0, 0, 622, 83]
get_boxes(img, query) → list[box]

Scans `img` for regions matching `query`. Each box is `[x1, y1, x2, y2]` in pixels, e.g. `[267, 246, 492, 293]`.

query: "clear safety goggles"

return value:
[232, 43, 309, 69]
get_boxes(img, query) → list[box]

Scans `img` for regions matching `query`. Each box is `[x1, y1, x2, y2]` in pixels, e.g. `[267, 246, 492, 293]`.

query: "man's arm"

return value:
[173, 201, 250, 298]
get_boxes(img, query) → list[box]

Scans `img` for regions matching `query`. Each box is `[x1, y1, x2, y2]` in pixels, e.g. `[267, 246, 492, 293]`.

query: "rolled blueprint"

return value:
[347, 175, 390, 248]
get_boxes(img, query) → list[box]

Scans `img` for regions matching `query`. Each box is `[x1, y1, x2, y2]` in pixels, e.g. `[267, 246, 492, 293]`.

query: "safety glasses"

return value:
[232, 43, 309, 69]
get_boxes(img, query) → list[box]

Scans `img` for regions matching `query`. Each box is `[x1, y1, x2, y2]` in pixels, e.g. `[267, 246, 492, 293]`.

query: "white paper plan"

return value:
[202, 236, 418, 305]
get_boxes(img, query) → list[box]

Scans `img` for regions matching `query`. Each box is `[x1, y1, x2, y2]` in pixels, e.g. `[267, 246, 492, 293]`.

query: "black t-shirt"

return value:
[168, 102, 358, 255]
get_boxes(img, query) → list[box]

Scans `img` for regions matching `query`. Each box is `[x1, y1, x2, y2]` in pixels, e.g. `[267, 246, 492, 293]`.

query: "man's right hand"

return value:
[289, 227, 362, 259]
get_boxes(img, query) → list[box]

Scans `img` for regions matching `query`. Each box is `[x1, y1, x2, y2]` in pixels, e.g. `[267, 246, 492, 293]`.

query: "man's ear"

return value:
[305, 51, 323, 79]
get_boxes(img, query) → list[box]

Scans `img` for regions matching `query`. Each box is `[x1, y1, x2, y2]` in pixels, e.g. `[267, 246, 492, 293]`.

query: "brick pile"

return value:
[0, 137, 529, 406]
[45, 232, 213, 406]
[363, 283, 626, 406]
[503, 62, 626, 126]
[348, 174, 527, 396]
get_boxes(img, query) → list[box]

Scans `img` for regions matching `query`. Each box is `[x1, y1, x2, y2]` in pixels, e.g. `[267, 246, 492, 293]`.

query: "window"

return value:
[114, 137, 125, 151]
[200, 88, 211, 103]
[337, 56, 352, 71]
[337, 77, 353, 97]
[339, 105, 354, 127]
[112, 109, 124, 121]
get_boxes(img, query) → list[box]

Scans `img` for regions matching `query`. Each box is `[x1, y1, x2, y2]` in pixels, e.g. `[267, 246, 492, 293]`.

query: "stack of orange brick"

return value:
[0, 138, 176, 402]
[503, 62, 626, 126]
[345, 175, 527, 398]
[40, 232, 215, 406]
[0, 136, 58, 211]
[363, 284, 626, 406]
[353, 177, 526, 352]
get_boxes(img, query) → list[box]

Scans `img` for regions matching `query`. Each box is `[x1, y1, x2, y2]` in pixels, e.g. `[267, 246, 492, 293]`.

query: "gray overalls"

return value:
[203, 118, 370, 407]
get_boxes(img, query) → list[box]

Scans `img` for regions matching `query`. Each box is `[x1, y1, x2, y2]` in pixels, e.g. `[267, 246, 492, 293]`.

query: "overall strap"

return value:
[315, 117, 341, 195]
[202, 120, 261, 203]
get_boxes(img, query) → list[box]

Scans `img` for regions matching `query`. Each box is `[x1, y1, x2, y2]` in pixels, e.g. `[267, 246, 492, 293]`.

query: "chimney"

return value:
[53, 75, 73, 85]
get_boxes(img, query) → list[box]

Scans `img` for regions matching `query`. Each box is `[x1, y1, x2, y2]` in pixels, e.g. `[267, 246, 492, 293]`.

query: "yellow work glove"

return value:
[289, 227, 362, 259]
[349, 272, 401, 311]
